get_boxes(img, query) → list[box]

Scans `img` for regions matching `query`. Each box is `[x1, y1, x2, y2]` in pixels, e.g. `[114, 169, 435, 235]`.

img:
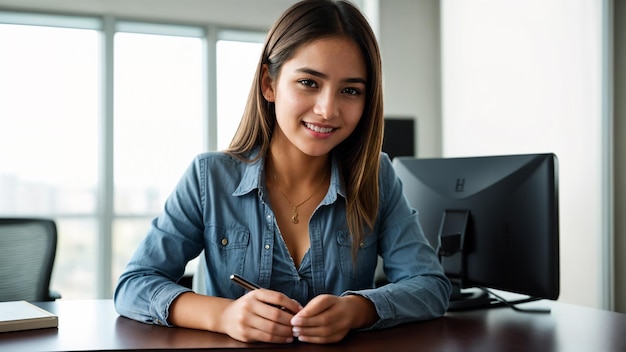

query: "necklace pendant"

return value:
[291, 208, 299, 224]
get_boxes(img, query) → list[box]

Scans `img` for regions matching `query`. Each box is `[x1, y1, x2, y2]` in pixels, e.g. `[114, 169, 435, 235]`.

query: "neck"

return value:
[267, 148, 329, 189]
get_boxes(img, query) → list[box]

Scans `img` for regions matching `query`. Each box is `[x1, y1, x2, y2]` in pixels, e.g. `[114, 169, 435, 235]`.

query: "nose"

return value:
[313, 90, 339, 120]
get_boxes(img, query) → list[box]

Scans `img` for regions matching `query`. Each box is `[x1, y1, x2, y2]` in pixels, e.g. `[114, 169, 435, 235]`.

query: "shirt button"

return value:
[221, 238, 228, 246]
[264, 244, 270, 250]
[359, 241, 364, 249]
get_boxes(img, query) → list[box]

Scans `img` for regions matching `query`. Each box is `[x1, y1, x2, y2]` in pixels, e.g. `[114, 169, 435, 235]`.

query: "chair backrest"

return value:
[0, 218, 58, 302]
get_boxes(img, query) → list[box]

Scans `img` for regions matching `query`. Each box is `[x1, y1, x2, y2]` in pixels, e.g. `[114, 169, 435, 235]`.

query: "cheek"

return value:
[275, 101, 300, 128]
[344, 104, 365, 130]
[274, 91, 307, 120]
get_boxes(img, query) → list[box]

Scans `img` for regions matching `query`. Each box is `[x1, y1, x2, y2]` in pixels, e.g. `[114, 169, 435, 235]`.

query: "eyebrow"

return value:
[296, 67, 367, 85]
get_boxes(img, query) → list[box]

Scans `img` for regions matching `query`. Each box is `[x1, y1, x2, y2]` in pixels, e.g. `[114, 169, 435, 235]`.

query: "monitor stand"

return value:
[437, 209, 492, 311]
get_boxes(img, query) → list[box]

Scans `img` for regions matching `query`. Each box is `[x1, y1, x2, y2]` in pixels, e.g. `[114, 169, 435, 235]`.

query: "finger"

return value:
[227, 293, 294, 343]
[292, 294, 335, 320]
[281, 299, 304, 315]
[291, 311, 351, 344]
[296, 333, 346, 344]
[246, 314, 295, 343]
[253, 301, 296, 328]
[234, 306, 294, 343]
[291, 311, 346, 333]
[293, 325, 348, 344]
[253, 289, 303, 317]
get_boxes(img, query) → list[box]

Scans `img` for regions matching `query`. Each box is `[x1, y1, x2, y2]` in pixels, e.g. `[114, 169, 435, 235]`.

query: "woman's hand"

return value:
[220, 289, 303, 343]
[290, 294, 378, 344]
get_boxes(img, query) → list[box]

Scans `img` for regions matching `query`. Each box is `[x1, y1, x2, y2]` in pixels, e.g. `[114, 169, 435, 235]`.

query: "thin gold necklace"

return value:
[271, 164, 327, 224]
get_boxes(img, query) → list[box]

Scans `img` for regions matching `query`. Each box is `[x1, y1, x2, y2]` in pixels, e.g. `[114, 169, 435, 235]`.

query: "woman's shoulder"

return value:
[195, 150, 237, 163]
[191, 150, 261, 175]
[377, 152, 402, 199]
[194, 150, 254, 165]
[378, 152, 396, 179]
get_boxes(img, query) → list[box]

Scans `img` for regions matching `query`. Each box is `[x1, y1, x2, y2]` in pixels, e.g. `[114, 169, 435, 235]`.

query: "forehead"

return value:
[282, 37, 367, 79]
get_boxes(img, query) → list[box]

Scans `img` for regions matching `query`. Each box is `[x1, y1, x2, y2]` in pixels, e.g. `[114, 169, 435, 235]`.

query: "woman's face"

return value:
[263, 36, 367, 157]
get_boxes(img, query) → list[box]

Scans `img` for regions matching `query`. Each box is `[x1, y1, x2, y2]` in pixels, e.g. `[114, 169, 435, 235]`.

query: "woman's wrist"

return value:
[169, 292, 231, 333]
[343, 294, 379, 329]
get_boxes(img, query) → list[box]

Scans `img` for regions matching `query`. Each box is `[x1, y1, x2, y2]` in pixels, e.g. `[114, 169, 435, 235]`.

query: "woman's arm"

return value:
[341, 154, 451, 329]
[169, 290, 302, 343]
[114, 158, 206, 326]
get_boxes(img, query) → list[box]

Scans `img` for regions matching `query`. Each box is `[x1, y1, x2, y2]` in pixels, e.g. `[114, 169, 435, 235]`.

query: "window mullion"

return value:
[97, 15, 115, 299]
[205, 25, 218, 152]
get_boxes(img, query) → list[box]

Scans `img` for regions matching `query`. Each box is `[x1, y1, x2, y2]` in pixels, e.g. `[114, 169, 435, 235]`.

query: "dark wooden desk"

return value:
[0, 299, 624, 351]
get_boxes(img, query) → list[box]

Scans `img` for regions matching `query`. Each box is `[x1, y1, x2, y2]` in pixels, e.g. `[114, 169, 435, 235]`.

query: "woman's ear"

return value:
[261, 64, 275, 102]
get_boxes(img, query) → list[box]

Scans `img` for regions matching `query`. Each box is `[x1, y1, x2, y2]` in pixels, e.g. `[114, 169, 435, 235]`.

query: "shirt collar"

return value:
[327, 152, 346, 202]
[232, 148, 264, 197]
[232, 148, 347, 202]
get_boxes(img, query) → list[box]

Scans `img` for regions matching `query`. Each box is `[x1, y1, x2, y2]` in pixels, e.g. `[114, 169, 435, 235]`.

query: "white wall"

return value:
[440, 0, 607, 308]
[379, 0, 441, 158]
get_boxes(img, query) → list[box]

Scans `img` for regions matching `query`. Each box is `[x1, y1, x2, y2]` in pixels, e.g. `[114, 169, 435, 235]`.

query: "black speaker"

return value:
[382, 118, 415, 160]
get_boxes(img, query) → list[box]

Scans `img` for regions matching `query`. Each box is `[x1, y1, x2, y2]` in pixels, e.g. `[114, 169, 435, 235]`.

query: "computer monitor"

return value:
[393, 153, 559, 310]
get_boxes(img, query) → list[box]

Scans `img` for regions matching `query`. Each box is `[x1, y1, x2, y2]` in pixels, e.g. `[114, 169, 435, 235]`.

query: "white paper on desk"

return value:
[0, 300, 58, 333]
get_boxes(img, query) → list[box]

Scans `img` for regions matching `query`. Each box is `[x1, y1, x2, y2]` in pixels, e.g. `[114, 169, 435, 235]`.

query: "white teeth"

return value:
[304, 122, 334, 133]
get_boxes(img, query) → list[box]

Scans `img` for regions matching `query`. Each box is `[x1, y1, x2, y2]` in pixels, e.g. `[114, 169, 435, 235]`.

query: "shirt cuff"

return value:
[341, 288, 394, 330]
[150, 284, 193, 326]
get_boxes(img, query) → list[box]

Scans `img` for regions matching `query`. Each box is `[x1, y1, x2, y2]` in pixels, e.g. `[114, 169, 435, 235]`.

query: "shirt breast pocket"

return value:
[336, 231, 378, 282]
[204, 226, 250, 275]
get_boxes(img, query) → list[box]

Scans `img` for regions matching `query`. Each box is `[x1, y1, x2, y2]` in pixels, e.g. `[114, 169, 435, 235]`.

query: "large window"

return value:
[216, 35, 264, 150]
[0, 12, 265, 298]
[0, 22, 101, 298]
[112, 29, 204, 288]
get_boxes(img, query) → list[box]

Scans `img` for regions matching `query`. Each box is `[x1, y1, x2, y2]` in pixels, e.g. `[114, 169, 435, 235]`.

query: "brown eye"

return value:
[343, 87, 362, 96]
[298, 79, 317, 88]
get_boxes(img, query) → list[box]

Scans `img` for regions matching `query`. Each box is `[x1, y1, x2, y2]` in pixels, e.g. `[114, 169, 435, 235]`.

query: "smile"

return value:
[304, 122, 335, 134]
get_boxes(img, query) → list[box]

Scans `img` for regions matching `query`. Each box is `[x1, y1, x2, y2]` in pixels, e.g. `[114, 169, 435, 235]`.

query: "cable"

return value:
[483, 288, 552, 314]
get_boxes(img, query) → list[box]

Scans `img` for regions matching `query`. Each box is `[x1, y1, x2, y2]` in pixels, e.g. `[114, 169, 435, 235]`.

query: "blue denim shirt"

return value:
[114, 150, 450, 330]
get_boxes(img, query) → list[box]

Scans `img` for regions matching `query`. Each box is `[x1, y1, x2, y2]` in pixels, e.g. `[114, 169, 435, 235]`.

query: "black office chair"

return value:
[0, 218, 61, 302]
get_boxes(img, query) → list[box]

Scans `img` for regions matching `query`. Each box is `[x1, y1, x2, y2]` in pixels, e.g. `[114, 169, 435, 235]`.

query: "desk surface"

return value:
[0, 299, 625, 351]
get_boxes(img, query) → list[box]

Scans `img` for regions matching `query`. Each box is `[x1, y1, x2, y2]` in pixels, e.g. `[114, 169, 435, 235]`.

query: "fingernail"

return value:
[292, 327, 301, 337]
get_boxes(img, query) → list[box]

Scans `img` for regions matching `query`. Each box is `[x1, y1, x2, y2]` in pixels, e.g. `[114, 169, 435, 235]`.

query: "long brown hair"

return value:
[227, 0, 384, 259]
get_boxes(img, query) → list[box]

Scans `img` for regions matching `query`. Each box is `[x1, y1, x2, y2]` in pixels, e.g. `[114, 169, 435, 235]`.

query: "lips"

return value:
[304, 122, 335, 133]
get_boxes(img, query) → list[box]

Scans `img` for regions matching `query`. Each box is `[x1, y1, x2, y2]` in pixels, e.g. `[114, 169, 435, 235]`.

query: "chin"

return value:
[300, 146, 335, 157]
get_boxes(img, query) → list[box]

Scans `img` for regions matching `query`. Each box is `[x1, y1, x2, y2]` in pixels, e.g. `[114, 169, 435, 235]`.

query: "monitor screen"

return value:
[393, 153, 560, 310]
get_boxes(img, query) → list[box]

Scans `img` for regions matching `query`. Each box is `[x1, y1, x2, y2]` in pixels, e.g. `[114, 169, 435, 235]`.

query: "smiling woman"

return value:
[114, 0, 450, 346]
